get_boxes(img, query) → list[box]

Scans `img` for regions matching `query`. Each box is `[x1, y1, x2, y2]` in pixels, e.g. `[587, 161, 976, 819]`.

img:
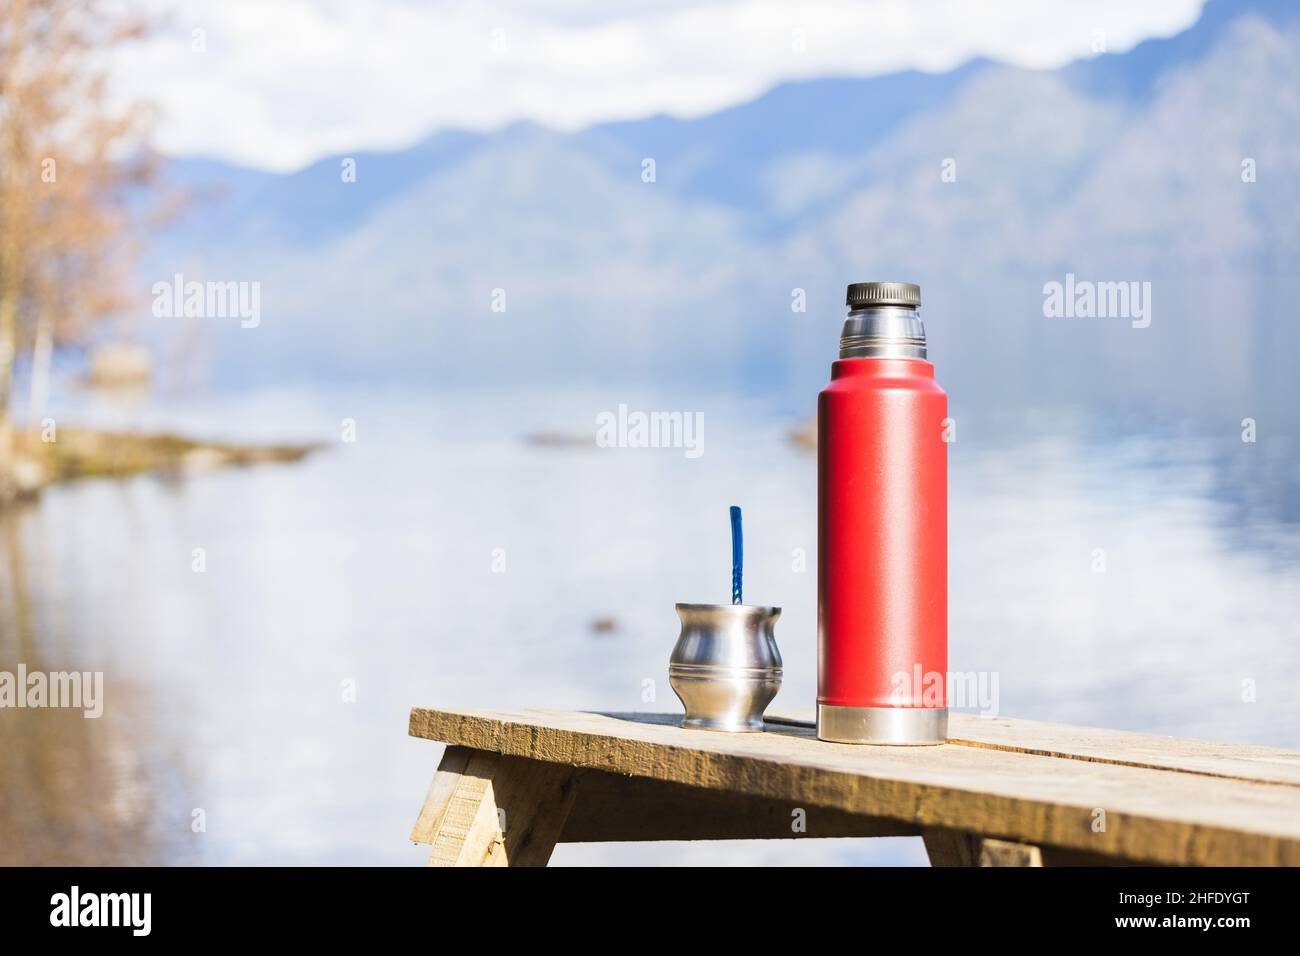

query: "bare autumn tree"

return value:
[0, 0, 153, 498]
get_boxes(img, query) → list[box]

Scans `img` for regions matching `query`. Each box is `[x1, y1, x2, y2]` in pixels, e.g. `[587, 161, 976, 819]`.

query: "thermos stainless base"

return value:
[817, 704, 948, 745]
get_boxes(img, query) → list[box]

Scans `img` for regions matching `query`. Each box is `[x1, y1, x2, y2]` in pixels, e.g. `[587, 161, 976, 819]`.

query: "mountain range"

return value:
[144, 0, 1300, 460]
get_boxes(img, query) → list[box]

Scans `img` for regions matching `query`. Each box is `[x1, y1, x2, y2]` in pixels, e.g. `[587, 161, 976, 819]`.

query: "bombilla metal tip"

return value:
[729, 505, 743, 605]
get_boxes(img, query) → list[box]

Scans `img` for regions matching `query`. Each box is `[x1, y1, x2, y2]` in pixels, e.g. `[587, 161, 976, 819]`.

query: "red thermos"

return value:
[817, 282, 948, 744]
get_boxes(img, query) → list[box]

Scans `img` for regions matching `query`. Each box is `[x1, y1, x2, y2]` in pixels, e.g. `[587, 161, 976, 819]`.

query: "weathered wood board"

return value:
[769, 711, 1300, 787]
[409, 707, 1300, 866]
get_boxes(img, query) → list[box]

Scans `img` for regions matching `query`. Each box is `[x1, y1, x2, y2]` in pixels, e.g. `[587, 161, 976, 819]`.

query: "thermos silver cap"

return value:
[846, 281, 921, 309]
[840, 281, 927, 360]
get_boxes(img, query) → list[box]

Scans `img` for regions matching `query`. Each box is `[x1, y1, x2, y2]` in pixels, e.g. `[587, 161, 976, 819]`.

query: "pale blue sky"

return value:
[121, 0, 1206, 171]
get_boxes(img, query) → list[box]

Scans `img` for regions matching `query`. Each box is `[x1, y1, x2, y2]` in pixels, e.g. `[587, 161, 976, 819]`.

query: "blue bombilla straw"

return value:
[730, 505, 743, 605]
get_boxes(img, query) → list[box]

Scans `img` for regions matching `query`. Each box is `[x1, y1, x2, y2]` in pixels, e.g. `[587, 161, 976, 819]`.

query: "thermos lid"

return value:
[846, 281, 921, 309]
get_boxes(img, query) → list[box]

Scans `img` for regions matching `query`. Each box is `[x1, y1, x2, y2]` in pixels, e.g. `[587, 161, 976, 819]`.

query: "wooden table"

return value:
[407, 707, 1300, 867]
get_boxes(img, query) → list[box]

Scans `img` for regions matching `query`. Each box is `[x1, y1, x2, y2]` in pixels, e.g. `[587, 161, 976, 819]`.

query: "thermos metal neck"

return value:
[839, 305, 927, 360]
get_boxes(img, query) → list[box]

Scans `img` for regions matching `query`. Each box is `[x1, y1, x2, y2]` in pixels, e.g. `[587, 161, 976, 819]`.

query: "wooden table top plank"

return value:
[766, 711, 1300, 788]
[409, 707, 1300, 866]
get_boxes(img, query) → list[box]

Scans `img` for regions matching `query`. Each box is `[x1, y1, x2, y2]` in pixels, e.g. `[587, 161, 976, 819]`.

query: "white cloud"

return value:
[119, 0, 1206, 171]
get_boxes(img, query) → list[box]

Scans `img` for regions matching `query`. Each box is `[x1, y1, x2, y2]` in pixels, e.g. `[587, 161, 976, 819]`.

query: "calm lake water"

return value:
[2, 383, 1298, 865]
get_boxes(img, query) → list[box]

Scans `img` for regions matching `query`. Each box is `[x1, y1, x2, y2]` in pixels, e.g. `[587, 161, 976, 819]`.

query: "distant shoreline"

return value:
[3, 428, 319, 506]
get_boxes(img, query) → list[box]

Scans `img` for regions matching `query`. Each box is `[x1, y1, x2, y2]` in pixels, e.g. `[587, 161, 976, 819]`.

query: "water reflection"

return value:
[1, 385, 1297, 865]
[0, 512, 199, 865]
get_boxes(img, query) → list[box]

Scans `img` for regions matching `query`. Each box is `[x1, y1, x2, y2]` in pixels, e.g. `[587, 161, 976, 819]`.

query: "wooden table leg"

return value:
[923, 827, 1043, 867]
[977, 838, 1044, 867]
[410, 745, 578, 867]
